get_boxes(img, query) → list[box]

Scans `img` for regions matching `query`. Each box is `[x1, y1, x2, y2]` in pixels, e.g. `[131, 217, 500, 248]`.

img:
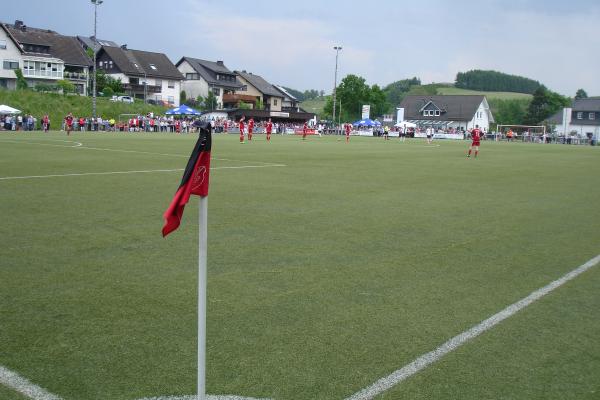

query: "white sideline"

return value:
[0, 365, 61, 400]
[0, 164, 286, 181]
[344, 254, 600, 400]
[137, 395, 271, 400]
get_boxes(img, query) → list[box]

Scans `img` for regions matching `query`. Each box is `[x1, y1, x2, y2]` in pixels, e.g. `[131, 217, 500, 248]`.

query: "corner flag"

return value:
[162, 121, 212, 237]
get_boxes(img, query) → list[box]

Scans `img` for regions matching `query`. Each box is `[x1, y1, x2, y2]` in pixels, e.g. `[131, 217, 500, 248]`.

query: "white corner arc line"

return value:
[0, 365, 62, 400]
[345, 254, 600, 400]
[0, 165, 287, 181]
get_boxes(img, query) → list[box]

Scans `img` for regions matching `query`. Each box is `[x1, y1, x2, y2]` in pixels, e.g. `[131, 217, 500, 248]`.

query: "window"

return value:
[3, 60, 19, 69]
[589, 112, 595, 120]
[168, 80, 175, 88]
[98, 61, 103, 68]
[168, 96, 175, 104]
[130, 77, 139, 84]
[212, 87, 220, 96]
[435, 110, 440, 116]
[155, 79, 162, 87]
[577, 112, 583, 119]
[186, 73, 199, 80]
[240, 85, 247, 91]
[274, 99, 278, 106]
[0, 40, 7, 49]
[149, 63, 157, 70]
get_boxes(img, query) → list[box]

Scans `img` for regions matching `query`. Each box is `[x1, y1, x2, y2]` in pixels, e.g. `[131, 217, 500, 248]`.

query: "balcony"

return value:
[64, 71, 88, 81]
[223, 93, 257, 105]
[122, 83, 162, 94]
[22, 69, 63, 79]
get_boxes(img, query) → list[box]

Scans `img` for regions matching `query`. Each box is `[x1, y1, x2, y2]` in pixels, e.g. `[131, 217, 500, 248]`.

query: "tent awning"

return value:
[0, 104, 21, 114]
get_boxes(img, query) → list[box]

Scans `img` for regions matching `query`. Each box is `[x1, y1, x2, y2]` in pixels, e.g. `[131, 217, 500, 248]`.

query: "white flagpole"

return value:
[198, 196, 208, 400]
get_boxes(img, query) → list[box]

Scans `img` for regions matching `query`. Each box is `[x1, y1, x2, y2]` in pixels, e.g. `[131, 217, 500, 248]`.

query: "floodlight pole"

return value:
[91, 0, 103, 119]
[332, 46, 342, 134]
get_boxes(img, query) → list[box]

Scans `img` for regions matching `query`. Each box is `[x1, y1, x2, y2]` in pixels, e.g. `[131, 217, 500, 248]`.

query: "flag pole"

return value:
[198, 196, 208, 400]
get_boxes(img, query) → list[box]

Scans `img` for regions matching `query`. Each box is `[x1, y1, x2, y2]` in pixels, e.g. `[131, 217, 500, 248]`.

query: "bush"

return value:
[103, 87, 114, 97]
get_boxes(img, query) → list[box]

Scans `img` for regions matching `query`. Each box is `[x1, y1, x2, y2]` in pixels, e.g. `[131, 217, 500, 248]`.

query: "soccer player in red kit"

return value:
[467, 125, 483, 158]
[302, 122, 308, 140]
[266, 118, 273, 141]
[248, 118, 254, 141]
[345, 123, 351, 143]
[239, 116, 245, 143]
[65, 113, 73, 135]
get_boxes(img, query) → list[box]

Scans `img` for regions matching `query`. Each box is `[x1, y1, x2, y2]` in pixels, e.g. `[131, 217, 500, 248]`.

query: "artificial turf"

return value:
[0, 131, 599, 400]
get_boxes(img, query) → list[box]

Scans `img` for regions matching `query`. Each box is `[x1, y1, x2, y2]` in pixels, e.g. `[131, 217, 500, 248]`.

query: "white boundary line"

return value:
[0, 138, 281, 164]
[1, 255, 599, 400]
[0, 365, 62, 400]
[0, 164, 287, 181]
[345, 254, 600, 400]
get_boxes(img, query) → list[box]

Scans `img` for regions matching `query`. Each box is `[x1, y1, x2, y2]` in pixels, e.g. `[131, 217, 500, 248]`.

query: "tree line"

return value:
[455, 70, 541, 94]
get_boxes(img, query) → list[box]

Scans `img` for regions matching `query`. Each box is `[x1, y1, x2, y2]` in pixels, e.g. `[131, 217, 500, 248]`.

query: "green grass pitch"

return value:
[1, 132, 599, 400]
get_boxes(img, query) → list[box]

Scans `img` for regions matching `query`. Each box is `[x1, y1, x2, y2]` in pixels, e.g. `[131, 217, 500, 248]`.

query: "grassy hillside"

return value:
[0, 89, 169, 126]
[436, 86, 533, 100]
[300, 97, 327, 116]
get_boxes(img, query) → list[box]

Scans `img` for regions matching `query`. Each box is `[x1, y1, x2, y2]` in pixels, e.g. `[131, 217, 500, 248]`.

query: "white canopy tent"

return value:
[0, 104, 21, 114]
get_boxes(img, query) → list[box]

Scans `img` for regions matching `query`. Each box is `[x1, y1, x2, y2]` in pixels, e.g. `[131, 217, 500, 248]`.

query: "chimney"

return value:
[121, 44, 127, 50]
[21, 25, 27, 32]
[14, 20, 23, 29]
[217, 60, 224, 66]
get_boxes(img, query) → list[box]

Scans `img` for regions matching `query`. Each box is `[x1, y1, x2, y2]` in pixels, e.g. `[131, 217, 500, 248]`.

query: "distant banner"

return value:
[294, 129, 316, 135]
[396, 107, 405, 124]
[361, 105, 370, 119]
[270, 111, 290, 118]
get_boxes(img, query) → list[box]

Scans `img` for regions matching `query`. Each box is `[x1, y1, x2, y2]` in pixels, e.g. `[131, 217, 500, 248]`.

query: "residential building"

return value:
[77, 36, 118, 54]
[546, 98, 600, 140]
[96, 45, 183, 106]
[398, 95, 494, 131]
[273, 85, 301, 112]
[0, 20, 92, 94]
[176, 57, 242, 109]
[229, 70, 284, 112]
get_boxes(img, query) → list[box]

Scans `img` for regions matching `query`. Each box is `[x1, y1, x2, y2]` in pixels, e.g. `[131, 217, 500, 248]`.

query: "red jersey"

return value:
[65, 116, 73, 126]
[266, 122, 273, 133]
[239, 121, 245, 131]
[248, 119, 254, 131]
[471, 128, 482, 142]
[345, 124, 351, 135]
[303, 123, 308, 132]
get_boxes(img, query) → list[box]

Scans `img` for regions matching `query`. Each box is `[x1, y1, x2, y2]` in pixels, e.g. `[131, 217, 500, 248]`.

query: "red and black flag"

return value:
[162, 122, 212, 237]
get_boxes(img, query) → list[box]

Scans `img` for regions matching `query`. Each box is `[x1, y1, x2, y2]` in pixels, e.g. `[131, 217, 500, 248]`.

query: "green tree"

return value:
[323, 74, 391, 121]
[180, 90, 187, 104]
[575, 89, 588, 100]
[491, 99, 530, 125]
[524, 86, 569, 125]
[14, 69, 29, 90]
[56, 79, 75, 95]
[255, 97, 264, 110]
[383, 77, 421, 105]
[205, 92, 217, 110]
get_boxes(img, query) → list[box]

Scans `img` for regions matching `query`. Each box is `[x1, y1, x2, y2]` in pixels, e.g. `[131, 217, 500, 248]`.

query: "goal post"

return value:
[496, 124, 546, 142]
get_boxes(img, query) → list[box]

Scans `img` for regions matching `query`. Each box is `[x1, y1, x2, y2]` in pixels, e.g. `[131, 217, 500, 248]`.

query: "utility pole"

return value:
[91, 0, 104, 119]
[332, 46, 342, 134]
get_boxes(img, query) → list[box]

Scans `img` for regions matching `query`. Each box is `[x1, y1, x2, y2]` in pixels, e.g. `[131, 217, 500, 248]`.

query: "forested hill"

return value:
[455, 70, 541, 94]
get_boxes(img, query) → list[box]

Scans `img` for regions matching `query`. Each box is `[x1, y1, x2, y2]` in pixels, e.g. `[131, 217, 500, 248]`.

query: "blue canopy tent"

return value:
[352, 118, 381, 127]
[165, 104, 202, 116]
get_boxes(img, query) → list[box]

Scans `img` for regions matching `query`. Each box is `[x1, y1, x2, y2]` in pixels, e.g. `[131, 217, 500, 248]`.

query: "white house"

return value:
[96, 45, 183, 106]
[546, 98, 600, 141]
[0, 21, 92, 94]
[398, 95, 494, 132]
[176, 57, 242, 109]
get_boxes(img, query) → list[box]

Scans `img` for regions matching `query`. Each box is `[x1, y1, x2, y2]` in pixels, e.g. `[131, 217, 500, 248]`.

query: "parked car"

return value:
[110, 95, 134, 104]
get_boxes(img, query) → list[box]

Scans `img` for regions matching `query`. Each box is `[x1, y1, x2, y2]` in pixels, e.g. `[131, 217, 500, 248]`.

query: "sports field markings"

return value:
[345, 254, 600, 400]
[0, 365, 61, 400]
[0, 138, 83, 148]
[0, 138, 284, 165]
[0, 164, 287, 181]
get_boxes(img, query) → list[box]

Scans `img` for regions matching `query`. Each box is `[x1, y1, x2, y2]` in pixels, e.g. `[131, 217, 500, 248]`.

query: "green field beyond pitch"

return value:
[1, 132, 599, 400]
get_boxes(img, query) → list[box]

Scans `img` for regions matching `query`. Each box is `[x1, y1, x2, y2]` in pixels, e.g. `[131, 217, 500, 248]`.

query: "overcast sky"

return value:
[3, 0, 599, 96]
